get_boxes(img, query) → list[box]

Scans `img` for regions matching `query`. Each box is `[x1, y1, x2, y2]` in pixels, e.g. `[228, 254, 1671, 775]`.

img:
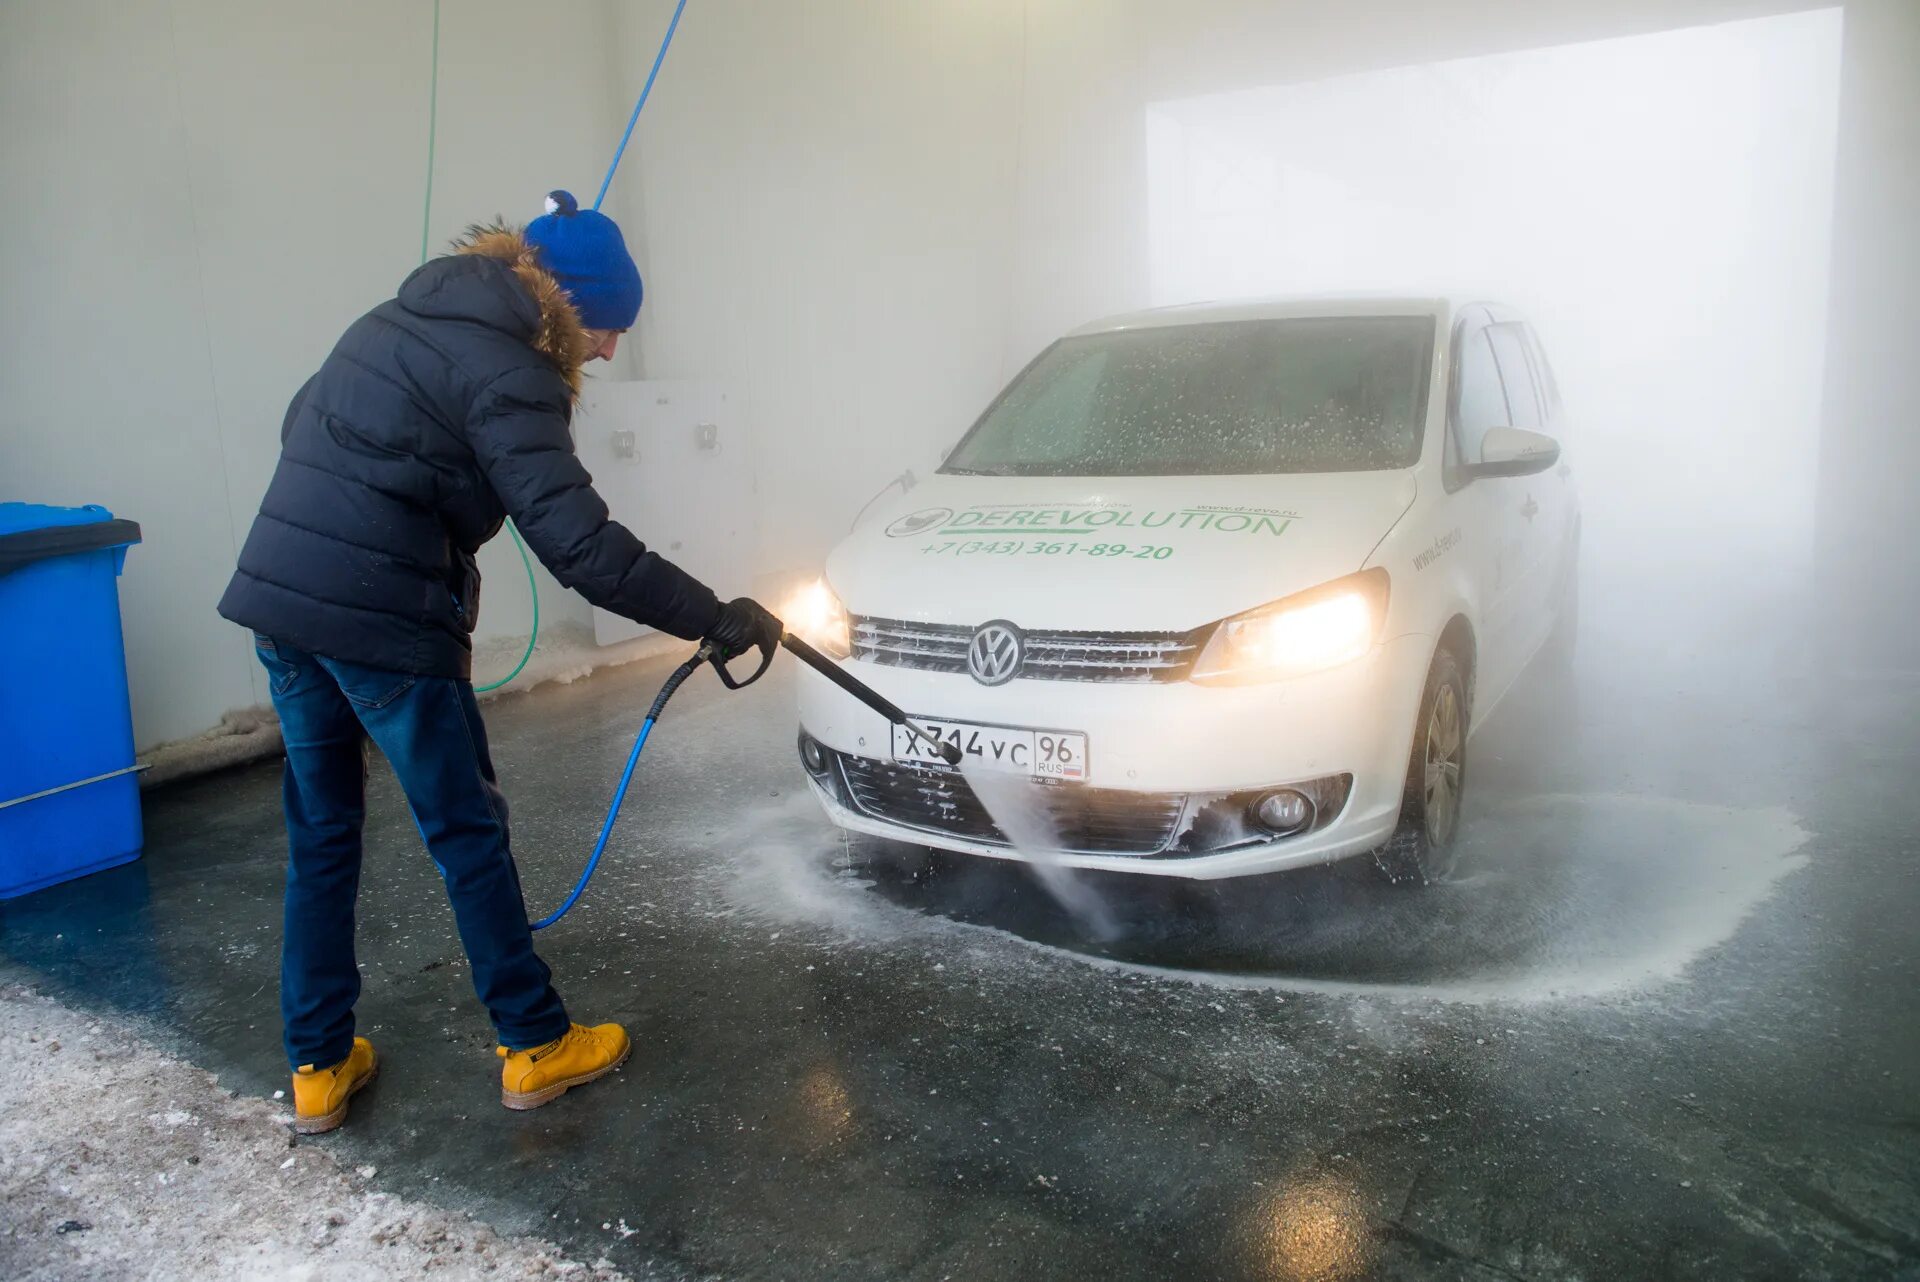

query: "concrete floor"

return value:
[4, 581, 1918, 1280]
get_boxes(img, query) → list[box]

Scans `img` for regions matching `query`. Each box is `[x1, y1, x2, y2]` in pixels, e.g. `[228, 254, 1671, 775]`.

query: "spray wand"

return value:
[787, 633, 961, 765]
[528, 622, 956, 931]
[708, 628, 960, 764]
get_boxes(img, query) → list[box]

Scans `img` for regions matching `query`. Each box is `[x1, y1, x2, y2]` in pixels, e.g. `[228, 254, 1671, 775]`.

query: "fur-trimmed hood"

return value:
[427, 223, 592, 394]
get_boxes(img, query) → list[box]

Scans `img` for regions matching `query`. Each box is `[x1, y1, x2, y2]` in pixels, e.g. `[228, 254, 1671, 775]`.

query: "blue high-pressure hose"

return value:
[529, 646, 710, 930]
[594, 0, 689, 213]
[522, 0, 692, 930]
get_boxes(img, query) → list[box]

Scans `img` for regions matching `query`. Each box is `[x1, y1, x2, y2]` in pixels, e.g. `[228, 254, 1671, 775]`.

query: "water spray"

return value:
[529, 624, 957, 930]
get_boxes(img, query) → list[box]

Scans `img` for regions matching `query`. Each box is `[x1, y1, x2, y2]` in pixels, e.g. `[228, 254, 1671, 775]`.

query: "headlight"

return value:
[782, 578, 851, 659]
[1190, 569, 1389, 684]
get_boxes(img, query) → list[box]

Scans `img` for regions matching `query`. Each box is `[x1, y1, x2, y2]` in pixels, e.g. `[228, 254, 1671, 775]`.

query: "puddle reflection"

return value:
[1240, 1172, 1371, 1282]
[0, 857, 171, 1015]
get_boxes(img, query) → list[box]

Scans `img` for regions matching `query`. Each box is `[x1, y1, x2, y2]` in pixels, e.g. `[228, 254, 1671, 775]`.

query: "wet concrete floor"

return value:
[4, 589, 1918, 1279]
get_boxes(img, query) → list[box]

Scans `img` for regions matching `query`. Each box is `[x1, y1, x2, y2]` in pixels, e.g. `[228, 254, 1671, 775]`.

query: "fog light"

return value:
[799, 734, 829, 777]
[1252, 789, 1314, 836]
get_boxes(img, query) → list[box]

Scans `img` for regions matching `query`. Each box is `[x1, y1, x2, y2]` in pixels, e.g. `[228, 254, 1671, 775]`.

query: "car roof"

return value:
[1067, 294, 1510, 337]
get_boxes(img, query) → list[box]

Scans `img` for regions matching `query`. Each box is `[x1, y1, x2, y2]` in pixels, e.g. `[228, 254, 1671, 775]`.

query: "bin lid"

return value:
[0, 502, 120, 536]
[0, 503, 141, 578]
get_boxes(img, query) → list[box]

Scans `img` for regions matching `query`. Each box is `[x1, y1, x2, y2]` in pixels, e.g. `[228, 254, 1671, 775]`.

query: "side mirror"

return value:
[1473, 426, 1560, 478]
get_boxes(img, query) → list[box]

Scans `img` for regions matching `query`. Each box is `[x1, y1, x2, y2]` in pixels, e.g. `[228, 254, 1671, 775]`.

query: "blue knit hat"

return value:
[523, 190, 643, 330]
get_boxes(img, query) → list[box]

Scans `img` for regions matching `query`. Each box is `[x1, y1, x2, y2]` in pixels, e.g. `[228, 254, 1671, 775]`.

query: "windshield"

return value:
[943, 316, 1434, 477]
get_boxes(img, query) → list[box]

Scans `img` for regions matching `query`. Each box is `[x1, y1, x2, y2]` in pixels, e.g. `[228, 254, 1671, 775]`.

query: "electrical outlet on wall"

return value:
[576, 381, 755, 649]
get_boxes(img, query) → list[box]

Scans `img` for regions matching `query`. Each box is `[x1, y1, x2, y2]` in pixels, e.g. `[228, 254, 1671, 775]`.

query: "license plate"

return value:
[891, 718, 1089, 781]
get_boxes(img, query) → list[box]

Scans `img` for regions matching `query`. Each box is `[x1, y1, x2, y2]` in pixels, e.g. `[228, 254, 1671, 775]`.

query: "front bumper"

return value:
[795, 631, 1434, 880]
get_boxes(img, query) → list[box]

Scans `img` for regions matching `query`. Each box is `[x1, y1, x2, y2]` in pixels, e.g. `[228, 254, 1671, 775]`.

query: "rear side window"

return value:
[1525, 327, 1563, 421]
[1486, 323, 1542, 429]
[1453, 327, 1506, 463]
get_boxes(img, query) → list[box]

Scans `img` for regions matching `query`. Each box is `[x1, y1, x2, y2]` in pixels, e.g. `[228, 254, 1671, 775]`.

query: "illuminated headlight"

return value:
[1191, 570, 1389, 684]
[782, 578, 851, 659]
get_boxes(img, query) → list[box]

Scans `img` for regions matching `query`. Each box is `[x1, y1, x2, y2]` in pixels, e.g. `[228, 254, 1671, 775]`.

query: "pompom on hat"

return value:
[522, 190, 642, 330]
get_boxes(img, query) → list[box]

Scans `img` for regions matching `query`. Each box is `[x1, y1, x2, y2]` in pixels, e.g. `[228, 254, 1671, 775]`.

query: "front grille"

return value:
[850, 616, 1202, 684]
[834, 754, 1188, 856]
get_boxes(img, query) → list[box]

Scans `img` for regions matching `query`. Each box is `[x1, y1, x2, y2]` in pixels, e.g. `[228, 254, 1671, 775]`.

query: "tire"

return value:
[1371, 646, 1469, 886]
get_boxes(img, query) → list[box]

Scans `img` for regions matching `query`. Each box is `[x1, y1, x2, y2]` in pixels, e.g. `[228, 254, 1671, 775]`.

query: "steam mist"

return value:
[1146, 8, 1843, 584]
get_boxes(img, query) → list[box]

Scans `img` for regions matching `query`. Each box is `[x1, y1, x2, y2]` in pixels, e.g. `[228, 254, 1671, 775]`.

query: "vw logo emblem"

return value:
[967, 621, 1023, 686]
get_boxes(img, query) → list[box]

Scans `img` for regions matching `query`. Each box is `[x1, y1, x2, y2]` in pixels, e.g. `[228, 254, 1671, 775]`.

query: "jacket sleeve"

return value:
[465, 366, 723, 640]
[280, 374, 317, 445]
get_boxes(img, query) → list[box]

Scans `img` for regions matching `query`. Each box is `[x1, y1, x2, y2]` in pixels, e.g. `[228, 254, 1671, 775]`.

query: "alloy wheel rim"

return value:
[1423, 683, 1463, 844]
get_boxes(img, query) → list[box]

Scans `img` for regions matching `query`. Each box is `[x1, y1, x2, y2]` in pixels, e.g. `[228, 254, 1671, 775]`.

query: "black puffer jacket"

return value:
[218, 226, 721, 678]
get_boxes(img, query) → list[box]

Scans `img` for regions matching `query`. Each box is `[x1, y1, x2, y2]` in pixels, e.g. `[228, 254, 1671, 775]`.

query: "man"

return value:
[218, 190, 780, 1134]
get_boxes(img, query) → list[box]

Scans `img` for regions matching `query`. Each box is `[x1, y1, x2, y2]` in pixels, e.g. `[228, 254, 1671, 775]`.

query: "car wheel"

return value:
[1371, 646, 1468, 886]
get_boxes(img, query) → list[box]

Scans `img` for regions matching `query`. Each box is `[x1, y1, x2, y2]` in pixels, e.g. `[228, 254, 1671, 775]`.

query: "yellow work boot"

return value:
[291, 1037, 378, 1135]
[497, 1022, 630, 1111]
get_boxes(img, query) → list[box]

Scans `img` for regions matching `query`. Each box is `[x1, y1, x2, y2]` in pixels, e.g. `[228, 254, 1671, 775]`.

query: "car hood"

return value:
[826, 472, 1417, 631]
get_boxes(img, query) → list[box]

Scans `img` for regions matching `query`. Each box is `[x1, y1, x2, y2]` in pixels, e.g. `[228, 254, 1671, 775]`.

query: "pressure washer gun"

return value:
[705, 628, 962, 766]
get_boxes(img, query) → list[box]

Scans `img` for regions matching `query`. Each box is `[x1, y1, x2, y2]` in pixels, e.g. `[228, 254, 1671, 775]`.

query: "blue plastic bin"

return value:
[0, 503, 144, 898]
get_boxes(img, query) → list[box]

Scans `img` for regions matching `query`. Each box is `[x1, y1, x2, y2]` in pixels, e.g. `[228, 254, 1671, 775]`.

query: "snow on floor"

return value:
[0, 984, 625, 1282]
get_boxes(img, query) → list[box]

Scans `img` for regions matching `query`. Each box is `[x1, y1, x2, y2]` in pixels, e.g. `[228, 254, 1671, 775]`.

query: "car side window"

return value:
[1453, 326, 1507, 466]
[1486, 323, 1542, 429]
[1523, 326, 1563, 425]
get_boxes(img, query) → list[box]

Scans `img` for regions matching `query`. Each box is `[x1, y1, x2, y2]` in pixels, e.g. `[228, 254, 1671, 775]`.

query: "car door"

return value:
[1484, 318, 1559, 659]
[1520, 323, 1577, 619]
[1447, 311, 1532, 705]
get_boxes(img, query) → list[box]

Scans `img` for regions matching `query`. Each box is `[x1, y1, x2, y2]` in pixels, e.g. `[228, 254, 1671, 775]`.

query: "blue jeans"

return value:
[254, 635, 569, 1069]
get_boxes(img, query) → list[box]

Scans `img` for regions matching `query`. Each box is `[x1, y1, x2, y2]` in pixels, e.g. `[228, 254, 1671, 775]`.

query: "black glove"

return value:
[704, 596, 783, 663]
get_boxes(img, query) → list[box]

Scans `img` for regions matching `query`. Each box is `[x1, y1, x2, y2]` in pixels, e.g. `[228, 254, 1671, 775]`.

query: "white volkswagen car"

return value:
[788, 297, 1577, 884]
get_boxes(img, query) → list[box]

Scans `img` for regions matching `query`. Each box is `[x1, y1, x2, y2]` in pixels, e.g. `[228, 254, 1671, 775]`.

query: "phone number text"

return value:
[918, 540, 1174, 560]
